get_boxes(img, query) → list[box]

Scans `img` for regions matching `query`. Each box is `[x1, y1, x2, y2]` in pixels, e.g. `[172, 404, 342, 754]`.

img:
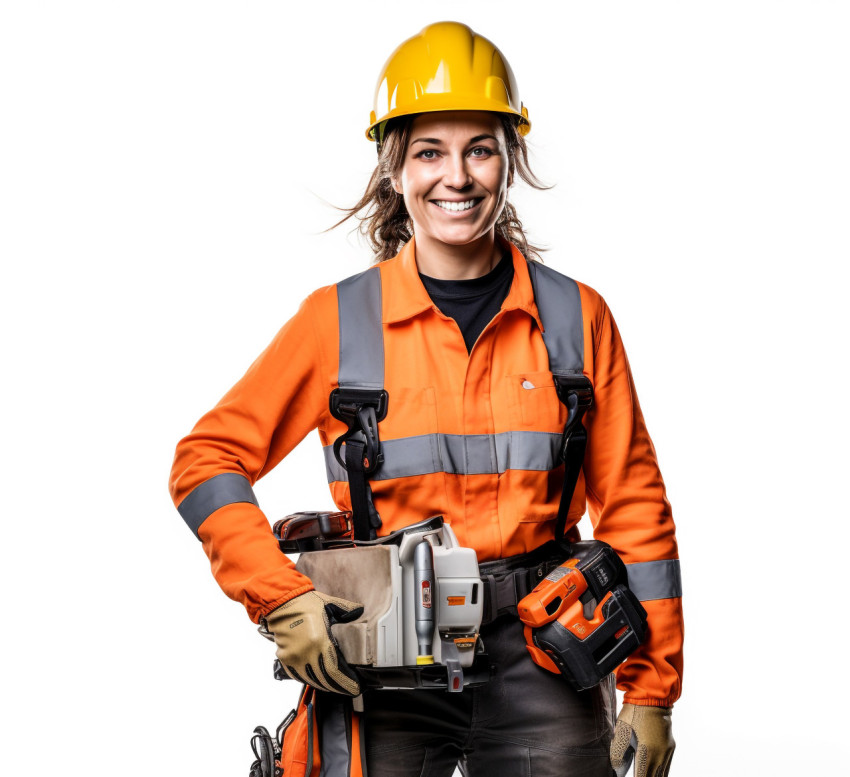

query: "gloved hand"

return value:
[262, 590, 364, 695]
[610, 703, 675, 777]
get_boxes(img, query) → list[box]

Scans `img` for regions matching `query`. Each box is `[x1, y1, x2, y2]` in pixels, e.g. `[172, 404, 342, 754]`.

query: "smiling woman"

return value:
[170, 19, 683, 777]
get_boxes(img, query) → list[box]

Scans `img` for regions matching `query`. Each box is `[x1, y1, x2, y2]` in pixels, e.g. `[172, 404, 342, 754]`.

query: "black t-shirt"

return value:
[419, 254, 514, 354]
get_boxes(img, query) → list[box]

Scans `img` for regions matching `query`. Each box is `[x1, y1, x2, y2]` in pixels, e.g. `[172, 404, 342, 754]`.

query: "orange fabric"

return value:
[279, 686, 317, 777]
[350, 711, 364, 777]
[169, 238, 683, 704]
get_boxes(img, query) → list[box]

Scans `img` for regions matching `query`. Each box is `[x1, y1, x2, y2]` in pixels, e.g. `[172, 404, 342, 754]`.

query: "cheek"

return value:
[491, 171, 509, 207]
[397, 168, 420, 201]
[487, 157, 509, 202]
[399, 173, 429, 215]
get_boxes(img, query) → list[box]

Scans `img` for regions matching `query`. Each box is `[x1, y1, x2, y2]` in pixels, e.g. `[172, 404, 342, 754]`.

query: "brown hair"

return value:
[333, 114, 549, 263]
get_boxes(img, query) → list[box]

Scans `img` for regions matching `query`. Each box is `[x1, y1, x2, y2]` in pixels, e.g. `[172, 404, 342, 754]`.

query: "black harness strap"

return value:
[333, 268, 387, 541]
[553, 374, 594, 542]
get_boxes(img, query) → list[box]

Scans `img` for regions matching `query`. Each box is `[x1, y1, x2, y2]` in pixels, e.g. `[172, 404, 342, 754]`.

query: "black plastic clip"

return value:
[553, 375, 593, 462]
[330, 388, 389, 474]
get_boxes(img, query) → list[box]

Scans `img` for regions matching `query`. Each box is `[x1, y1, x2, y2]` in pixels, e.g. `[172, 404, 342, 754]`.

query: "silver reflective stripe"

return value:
[319, 697, 350, 777]
[626, 559, 683, 601]
[323, 431, 562, 482]
[337, 267, 384, 390]
[177, 473, 258, 538]
[526, 261, 585, 377]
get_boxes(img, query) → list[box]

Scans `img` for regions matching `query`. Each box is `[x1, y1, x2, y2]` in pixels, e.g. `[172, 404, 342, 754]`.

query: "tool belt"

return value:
[274, 511, 570, 628]
[478, 540, 571, 626]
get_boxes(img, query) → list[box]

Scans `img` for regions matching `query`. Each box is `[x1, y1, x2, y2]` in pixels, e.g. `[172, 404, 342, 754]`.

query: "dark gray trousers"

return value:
[363, 616, 616, 777]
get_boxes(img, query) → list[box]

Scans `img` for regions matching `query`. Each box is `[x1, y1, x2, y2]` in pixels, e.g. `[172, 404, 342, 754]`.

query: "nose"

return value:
[443, 152, 472, 190]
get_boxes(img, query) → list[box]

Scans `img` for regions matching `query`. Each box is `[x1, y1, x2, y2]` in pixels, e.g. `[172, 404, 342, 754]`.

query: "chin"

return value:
[427, 223, 492, 247]
[435, 232, 480, 246]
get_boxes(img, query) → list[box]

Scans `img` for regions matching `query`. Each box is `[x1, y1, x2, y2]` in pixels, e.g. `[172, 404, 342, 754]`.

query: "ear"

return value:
[391, 177, 403, 195]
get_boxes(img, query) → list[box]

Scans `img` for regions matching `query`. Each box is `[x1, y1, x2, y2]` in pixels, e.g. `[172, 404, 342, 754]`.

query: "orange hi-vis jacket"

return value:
[170, 239, 684, 707]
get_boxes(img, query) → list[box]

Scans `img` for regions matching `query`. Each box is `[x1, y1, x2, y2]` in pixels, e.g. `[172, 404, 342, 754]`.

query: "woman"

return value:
[170, 22, 683, 777]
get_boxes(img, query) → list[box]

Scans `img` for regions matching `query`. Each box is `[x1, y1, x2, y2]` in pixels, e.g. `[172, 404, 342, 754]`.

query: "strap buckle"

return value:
[553, 375, 593, 462]
[330, 388, 389, 474]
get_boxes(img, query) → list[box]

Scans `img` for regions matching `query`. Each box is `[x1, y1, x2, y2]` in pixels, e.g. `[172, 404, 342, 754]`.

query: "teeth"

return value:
[434, 199, 477, 212]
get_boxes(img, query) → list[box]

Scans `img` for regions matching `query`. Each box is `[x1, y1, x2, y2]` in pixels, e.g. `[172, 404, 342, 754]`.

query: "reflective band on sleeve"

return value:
[526, 262, 585, 377]
[337, 267, 384, 390]
[323, 430, 562, 482]
[177, 473, 259, 538]
[626, 559, 683, 601]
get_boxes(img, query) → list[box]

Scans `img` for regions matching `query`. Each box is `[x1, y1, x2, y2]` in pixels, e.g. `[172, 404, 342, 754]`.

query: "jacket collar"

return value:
[380, 237, 543, 330]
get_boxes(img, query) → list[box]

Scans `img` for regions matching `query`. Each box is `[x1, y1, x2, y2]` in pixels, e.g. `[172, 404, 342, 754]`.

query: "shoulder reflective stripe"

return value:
[177, 473, 259, 538]
[323, 431, 562, 482]
[626, 559, 683, 601]
[337, 267, 384, 390]
[526, 261, 585, 376]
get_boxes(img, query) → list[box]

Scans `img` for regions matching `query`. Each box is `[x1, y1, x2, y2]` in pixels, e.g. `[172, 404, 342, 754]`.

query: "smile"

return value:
[432, 199, 481, 212]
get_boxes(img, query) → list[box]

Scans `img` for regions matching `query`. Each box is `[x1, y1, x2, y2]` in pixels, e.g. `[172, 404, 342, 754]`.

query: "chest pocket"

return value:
[508, 370, 567, 432]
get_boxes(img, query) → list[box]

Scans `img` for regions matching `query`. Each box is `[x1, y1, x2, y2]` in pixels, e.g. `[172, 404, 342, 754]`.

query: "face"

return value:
[392, 111, 509, 252]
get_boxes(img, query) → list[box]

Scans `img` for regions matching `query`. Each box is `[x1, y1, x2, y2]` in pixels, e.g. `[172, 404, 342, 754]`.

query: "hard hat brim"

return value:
[366, 103, 531, 142]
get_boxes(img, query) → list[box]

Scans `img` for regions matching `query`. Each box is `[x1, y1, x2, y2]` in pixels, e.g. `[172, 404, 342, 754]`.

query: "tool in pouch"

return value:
[518, 540, 648, 691]
[248, 721, 285, 777]
[273, 512, 489, 692]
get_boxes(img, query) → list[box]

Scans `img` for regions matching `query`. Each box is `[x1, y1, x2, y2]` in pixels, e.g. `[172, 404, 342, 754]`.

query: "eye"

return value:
[415, 149, 439, 160]
[469, 146, 495, 158]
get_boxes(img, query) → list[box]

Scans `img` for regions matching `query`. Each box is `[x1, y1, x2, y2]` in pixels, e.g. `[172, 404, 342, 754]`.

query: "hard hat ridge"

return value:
[367, 21, 531, 142]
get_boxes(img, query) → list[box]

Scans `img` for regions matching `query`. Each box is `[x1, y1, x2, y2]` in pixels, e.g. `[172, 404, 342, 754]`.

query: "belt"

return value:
[478, 541, 569, 625]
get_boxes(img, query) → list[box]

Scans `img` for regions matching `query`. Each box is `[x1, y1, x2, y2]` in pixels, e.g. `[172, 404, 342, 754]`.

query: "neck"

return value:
[414, 231, 503, 280]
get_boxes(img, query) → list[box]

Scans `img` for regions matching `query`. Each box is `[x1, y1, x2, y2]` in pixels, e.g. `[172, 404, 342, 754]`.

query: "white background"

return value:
[2, 2, 848, 775]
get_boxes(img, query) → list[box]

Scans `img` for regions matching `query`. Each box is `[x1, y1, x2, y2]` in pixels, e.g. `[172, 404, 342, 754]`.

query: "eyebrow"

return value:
[410, 134, 500, 146]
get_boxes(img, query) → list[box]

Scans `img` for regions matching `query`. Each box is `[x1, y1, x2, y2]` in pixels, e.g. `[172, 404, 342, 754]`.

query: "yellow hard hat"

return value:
[367, 21, 530, 142]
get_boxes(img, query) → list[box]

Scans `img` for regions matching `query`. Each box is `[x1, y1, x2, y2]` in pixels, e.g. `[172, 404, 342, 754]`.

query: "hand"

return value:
[262, 590, 364, 695]
[610, 703, 675, 777]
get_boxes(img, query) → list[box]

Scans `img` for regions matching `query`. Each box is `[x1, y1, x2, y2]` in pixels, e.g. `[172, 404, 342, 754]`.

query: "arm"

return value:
[578, 285, 684, 707]
[168, 291, 336, 623]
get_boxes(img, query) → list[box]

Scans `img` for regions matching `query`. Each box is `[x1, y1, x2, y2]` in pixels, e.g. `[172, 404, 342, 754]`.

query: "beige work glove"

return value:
[261, 590, 364, 695]
[610, 703, 675, 777]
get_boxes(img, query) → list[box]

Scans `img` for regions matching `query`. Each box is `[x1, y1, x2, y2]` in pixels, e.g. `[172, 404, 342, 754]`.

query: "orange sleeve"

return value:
[579, 285, 684, 706]
[168, 290, 338, 623]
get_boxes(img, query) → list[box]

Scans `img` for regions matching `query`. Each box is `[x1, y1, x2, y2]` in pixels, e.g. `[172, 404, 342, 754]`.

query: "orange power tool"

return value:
[518, 541, 648, 690]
